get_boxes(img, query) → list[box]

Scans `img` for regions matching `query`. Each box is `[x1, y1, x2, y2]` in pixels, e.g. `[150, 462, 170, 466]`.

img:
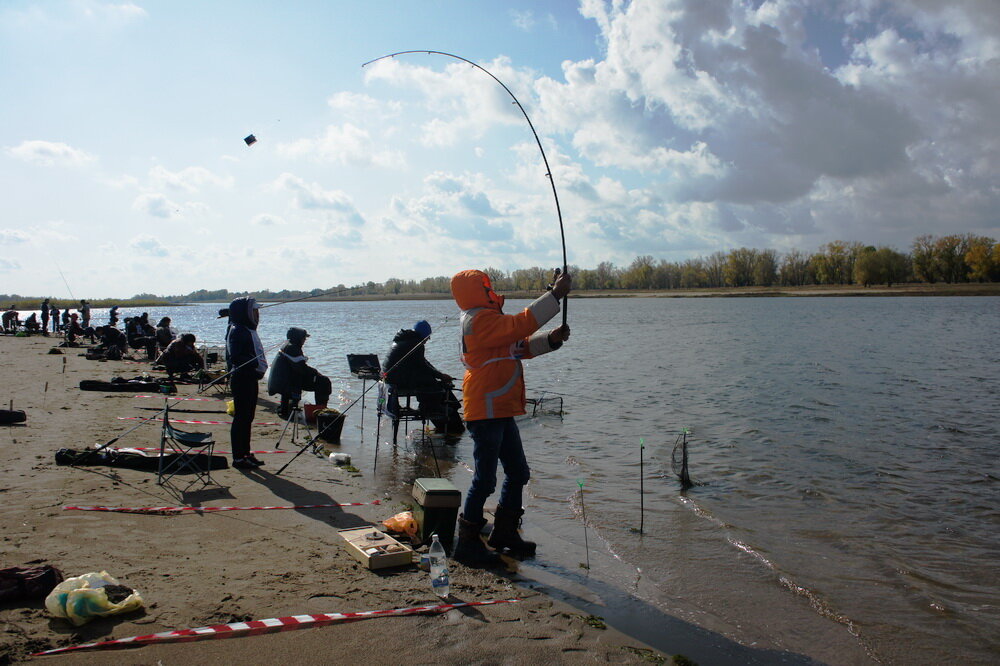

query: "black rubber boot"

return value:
[452, 514, 501, 568]
[488, 506, 537, 556]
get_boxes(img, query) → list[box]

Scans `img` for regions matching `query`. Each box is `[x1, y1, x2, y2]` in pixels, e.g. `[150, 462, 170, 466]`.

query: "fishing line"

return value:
[363, 50, 570, 327]
[46, 252, 77, 301]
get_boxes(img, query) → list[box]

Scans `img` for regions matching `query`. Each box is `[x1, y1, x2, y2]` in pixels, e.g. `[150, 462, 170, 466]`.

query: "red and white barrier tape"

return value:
[117, 417, 279, 426]
[32, 599, 519, 656]
[63, 500, 381, 514]
[133, 395, 226, 402]
[110, 447, 286, 455]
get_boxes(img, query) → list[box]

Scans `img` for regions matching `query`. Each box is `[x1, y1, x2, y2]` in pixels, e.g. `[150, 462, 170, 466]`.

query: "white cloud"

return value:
[252, 213, 286, 227]
[327, 92, 402, 118]
[148, 165, 233, 193]
[0, 258, 20, 271]
[273, 174, 366, 226]
[511, 10, 535, 31]
[6, 140, 95, 167]
[129, 235, 168, 257]
[364, 56, 537, 146]
[0, 229, 30, 244]
[277, 123, 405, 168]
[132, 193, 179, 218]
[85, 2, 147, 22]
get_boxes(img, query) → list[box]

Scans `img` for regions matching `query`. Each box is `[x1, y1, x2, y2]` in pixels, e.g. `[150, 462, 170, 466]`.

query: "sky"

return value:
[1, 0, 997, 298]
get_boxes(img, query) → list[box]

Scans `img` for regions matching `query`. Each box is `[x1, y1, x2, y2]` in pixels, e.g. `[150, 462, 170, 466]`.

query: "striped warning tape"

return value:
[117, 417, 279, 426]
[31, 599, 519, 656]
[133, 395, 227, 402]
[63, 500, 381, 514]
[110, 447, 287, 455]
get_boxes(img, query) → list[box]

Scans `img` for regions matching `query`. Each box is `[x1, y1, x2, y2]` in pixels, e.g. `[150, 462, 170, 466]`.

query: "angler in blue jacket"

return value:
[225, 297, 267, 469]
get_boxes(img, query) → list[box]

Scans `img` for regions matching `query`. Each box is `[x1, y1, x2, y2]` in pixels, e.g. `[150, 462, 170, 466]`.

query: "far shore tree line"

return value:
[3, 233, 998, 307]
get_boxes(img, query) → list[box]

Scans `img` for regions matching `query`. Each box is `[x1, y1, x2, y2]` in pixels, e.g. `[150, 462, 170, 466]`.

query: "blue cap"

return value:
[414, 320, 432, 339]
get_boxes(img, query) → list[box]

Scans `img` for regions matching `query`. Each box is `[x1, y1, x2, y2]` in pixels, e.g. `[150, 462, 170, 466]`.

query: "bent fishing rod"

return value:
[363, 50, 569, 327]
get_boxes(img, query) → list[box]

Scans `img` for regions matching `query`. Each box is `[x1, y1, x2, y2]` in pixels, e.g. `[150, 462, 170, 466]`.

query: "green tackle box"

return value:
[412, 478, 461, 551]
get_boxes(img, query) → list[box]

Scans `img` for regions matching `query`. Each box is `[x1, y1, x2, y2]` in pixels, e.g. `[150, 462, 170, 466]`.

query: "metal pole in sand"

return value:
[578, 479, 590, 570]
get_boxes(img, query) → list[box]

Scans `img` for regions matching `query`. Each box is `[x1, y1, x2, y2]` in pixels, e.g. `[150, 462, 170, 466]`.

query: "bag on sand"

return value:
[45, 571, 143, 626]
[0, 565, 64, 603]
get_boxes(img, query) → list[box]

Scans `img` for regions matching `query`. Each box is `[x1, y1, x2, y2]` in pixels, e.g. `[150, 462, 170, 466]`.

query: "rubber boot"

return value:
[452, 515, 501, 568]
[488, 506, 537, 556]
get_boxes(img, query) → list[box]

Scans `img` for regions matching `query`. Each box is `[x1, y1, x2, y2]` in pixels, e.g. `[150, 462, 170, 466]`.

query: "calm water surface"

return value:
[100, 297, 998, 664]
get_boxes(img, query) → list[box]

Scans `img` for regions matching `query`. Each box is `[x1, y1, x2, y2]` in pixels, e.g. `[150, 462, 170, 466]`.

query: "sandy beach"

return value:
[0, 334, 670, 665]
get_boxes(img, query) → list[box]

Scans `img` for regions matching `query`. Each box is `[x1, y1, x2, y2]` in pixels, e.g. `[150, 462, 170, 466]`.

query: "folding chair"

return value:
[157, 401, 217, 487]
[375, 382, 430, 447]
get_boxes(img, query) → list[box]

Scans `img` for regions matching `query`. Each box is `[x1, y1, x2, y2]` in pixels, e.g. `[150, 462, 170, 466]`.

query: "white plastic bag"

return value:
[44, 571, 143, 626]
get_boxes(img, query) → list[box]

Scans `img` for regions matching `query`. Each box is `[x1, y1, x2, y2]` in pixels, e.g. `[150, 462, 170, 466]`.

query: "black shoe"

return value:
[247, 454, 265, 467]
[488, 506, 537, 556]
[232, 458, 256, 470]
[453, 515, 502, 568]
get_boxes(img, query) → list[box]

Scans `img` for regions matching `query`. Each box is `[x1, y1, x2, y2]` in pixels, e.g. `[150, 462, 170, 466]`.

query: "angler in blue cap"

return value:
[384, 320, 464, 435]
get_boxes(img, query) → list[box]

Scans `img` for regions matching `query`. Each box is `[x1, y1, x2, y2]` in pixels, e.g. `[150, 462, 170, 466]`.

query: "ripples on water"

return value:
[101, 297, 998, 663]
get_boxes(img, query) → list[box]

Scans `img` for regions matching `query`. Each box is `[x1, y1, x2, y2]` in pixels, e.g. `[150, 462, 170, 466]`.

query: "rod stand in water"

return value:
[671, 428, 693, 489]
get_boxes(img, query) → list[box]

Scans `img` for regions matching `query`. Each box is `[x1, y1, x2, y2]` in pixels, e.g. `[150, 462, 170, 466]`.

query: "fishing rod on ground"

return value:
[363, 50, 569, 328]
[275, 316, 459, 476]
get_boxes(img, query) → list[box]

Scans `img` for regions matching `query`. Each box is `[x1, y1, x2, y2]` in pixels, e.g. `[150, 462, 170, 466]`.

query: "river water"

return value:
[100, 297, 998, 664]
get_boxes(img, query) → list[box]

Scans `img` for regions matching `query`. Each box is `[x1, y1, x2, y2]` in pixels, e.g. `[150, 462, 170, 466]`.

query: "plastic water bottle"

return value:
[428, 534, 450, 598]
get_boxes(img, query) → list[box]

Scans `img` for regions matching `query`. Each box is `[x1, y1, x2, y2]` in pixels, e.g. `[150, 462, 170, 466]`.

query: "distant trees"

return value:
[10, 233, 993, 306]
[910, 234, 998, 284]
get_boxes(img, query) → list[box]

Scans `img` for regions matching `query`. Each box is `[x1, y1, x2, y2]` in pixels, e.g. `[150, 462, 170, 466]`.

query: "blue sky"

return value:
[2, 0, 997, 297]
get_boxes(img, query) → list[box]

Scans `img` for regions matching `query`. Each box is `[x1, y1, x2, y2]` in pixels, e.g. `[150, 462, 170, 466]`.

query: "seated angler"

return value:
[65, 313, 86, 344]
[1, 307, 19, 333]
[24, 313, 39, 333]
[155, 333, 205, 378]
[94, 325, 128, 360]
[155, 317, 175, 351]
[267, 327, 332, 419]
[126, 313, 157, 360]
[384, 320, 464, 435]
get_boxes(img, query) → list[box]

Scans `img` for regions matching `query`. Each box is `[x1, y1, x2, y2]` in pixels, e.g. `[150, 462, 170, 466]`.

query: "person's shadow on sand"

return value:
[239, 468, 370, 530]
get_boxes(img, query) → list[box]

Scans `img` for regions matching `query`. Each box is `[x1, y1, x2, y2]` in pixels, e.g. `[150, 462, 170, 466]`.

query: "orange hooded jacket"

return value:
[451, 270, 562, 421]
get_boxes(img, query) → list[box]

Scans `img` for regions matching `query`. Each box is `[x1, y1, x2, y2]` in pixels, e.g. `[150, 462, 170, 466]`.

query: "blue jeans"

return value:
[462, 417, 531, 523]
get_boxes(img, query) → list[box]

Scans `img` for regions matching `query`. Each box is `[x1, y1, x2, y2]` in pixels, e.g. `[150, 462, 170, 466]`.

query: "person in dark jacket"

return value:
[94, 326, 128, 359]
[108, 305, 119, 327]
[383, 320, 464, 434]
[126, 313, 157, 360]
[40, 299, 50, 335]
[155, 317, 175, 351]
[156, 333, 204, 377]
[225, 297, 267, 469]
[80, 300, 91, 328]
[267, 327, 332, 419]
[49, 305, 59, 332]
[24, 313, 39, 333]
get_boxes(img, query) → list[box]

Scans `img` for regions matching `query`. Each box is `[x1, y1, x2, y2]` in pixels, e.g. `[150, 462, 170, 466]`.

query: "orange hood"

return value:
[451, 270, 504, 311]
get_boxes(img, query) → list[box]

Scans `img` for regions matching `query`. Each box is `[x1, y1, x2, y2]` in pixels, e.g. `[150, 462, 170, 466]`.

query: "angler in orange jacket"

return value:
[450, 268, 571, 566]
